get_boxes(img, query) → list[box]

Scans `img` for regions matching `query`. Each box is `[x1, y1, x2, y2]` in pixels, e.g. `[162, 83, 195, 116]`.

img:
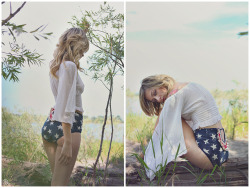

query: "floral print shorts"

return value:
[194, 128, 229, 167]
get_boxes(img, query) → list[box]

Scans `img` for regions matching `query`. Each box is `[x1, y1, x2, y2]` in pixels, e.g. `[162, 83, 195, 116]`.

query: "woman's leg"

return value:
[42, 138, 57, 173]
[181, 119, 214, 170]
[51, 132, 81, 186]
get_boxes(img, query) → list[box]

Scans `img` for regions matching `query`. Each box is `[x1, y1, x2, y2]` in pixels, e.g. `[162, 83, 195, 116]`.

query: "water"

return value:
[83, 123, 124, 143]
[32, 122, 124, 143]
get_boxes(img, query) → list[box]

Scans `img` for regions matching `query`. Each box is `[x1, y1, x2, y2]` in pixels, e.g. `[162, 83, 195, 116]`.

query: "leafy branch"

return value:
[70, 2, 124, 184]
[1, 2, 53, 82]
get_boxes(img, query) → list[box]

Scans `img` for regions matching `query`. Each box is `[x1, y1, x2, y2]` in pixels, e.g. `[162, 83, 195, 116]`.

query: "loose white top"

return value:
[144, 83, 222, 180]
[50, 61, 84, 125]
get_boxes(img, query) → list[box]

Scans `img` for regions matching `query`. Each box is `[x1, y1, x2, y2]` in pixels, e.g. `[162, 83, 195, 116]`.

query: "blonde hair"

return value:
[139, 74, 175, 116]
[50, 28, 89, 78]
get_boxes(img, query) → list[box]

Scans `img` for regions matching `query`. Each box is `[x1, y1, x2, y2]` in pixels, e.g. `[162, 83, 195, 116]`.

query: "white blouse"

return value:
[144, 83, 222, 180]
[50, 61, 84, 125]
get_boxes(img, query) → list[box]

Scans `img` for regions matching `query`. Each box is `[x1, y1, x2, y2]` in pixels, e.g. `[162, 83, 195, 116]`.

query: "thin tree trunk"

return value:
[92, 80, 112, 185]
[104, 73, 114, 183]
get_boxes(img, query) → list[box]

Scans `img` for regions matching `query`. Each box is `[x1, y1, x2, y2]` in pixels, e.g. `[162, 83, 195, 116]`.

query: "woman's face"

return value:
[145, 86, 168, 103]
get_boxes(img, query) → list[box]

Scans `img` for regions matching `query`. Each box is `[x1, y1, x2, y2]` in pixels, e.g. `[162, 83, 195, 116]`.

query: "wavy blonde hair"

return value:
[50, 28, 89, 78]
[139, 74, 175, 116]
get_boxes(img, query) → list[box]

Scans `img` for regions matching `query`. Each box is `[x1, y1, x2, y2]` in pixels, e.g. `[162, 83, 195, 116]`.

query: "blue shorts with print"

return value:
[194, 128, 229, 167]
[41, 112, 83, 143]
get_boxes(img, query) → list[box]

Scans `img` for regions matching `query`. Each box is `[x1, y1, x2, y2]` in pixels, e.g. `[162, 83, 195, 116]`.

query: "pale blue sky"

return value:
[2, 2, 124, 118]
[126, 2, 248, 93]
[1, 2, 249, 118]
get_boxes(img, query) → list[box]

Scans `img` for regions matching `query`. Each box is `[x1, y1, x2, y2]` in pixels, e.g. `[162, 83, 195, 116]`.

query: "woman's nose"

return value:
[154, 96, 160, 102]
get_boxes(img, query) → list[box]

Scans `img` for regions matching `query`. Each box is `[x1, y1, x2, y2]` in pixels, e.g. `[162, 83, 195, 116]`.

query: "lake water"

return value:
[33, 122, 124, 143]
[83, 123, 124, 143]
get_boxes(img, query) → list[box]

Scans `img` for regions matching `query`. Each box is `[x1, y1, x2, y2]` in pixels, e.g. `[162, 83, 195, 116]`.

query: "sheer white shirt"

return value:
[144, 82, 222, 180]
[50, 61, 84, 125]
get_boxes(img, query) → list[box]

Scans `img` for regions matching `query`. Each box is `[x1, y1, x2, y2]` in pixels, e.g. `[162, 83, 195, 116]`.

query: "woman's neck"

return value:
[167, 82, 180, 98]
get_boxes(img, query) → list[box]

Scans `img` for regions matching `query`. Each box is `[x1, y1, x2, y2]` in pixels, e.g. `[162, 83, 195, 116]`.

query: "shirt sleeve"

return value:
[144, 94, 187, 181]
[52, 62, 77, 125]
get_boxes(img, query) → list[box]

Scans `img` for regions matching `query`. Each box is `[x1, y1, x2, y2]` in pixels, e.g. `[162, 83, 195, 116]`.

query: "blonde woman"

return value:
[139, 75, 229, 180]
[41, 28, 89, 185]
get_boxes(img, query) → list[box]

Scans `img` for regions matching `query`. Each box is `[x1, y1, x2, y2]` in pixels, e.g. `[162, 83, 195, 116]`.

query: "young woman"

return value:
[41, 28, 89, 185]
[139, 75, 229, 180]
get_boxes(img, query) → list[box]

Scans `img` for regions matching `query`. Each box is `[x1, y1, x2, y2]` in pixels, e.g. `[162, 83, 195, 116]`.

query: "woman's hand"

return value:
[59, 140, 72, 165]
[59, 122, 73, 165]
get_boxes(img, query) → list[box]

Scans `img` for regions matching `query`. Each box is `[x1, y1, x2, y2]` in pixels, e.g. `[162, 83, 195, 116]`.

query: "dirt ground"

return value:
[227, 138, 248, 158]
[2, 157, 124, 186]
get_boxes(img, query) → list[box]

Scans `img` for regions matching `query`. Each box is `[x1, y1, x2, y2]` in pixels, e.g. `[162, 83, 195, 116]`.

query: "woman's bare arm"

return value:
[58, 122, 72, 165]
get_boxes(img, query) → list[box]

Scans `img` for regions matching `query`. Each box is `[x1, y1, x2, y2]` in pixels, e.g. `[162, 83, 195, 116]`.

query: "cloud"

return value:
[127, 2, 248, 32]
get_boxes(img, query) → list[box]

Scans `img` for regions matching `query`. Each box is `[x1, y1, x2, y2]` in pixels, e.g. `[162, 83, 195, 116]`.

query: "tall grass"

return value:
[2, 107, 47, 163]
[126, 113, 156, 143]
[212, 88, 248, 139]
[131, 137, 227, 186]
[2, 107, 124, 185]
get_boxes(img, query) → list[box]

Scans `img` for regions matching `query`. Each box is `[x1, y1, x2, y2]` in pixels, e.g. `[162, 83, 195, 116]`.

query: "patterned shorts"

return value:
[41, 112, 83, 143]
[194, 128, 229, 167]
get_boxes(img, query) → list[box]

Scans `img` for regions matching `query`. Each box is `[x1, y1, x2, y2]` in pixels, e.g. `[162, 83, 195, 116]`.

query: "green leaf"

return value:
[8, 28, 16, 41]
[150, 137, 156, 159]
[131, 153, 150, 170]
[30, 25, 44, 33]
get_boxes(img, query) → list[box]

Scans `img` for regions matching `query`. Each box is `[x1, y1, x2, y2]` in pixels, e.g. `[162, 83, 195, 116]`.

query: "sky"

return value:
[126, 2, 248, 93]
[1, 2, 249, 118]
[1, 2, 124, 118]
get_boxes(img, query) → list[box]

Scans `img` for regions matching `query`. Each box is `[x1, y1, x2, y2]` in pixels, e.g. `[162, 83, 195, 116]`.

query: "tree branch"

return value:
[2, 2, 26, 26]
[103, 64, 116, 183]
[10, 2, 12, 14]
[92, 82, 112, 185]
[98, 78, 109, 90]
[90, 38, 124, 67]
[109, 55, 123, 71]
[91, 29, 109, 35]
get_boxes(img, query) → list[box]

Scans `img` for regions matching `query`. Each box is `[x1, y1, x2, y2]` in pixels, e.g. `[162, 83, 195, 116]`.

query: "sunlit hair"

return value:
[50, 28, 89, 78]
[139, 74, 175, 116]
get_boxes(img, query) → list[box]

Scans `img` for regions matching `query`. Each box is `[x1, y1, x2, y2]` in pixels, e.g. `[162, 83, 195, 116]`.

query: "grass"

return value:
[126, 112, 231, 185]
[131, 139, 227, 186]
[126, 113, 156, 143]
[2, 107, 124, 185]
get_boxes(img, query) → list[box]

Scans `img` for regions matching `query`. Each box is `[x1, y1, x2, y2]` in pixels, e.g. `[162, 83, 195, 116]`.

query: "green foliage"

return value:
[2, 107, 124, 185]
[2, 107, 123, 163]
[2, 2, 53, 82]
[131, 133, 227, 185]
[78, 138, 124, 164]
[126, 112, 156, 143]
[79, 122, 124, 164]
[211, 88, 248, 139]
[2, 43, 43, 82]
[84, 115, 124, 124]
[238, 31, 248, 36]
[70, 3, 124, 179]
[2, 107, 47, 162]
[70, 2, 124, 86]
